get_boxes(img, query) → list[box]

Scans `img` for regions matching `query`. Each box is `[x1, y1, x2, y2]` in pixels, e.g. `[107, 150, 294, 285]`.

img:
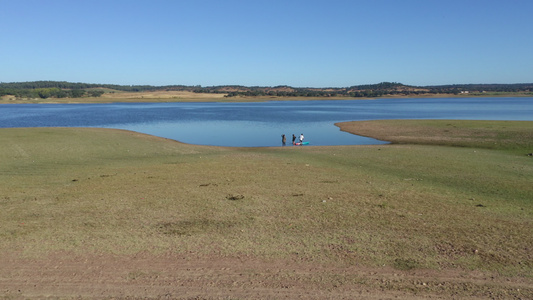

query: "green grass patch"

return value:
[0, 122, 532, 278]
[338, 119, 533, 154]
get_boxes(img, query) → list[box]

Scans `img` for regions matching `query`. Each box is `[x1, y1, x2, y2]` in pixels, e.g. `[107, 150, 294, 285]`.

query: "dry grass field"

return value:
[100, 90, 228, 101]
[2, 89, 532, 104]
[0, 91, 228, 104]
[1, 121, 532, 299]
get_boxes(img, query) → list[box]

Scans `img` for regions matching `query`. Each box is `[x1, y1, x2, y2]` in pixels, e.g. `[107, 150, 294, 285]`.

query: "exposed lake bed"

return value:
[1, 118, 532, 299]
[1, 97, 532, 298]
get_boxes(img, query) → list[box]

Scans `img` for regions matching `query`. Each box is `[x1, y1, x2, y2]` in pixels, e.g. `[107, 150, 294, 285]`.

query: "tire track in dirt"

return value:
[1, 252, 531, 299]
[10, 143, 30, 158]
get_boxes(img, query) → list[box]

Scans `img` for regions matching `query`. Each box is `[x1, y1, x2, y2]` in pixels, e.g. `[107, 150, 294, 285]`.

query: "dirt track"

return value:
[2, 252, 531, 299]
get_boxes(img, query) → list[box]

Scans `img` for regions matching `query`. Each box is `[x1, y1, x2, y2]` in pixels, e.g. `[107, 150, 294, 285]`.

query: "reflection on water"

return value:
[1, 97, 532, 147]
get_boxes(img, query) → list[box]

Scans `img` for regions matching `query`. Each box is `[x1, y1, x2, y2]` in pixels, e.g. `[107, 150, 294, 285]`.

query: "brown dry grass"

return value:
[102, 90, 227, 100]
[0, 91, 229, 104]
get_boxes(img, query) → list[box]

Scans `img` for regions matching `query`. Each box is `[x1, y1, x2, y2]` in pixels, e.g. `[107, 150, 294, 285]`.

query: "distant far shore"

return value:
[2, 81, 532, 104]
[1, 91, 532, 104]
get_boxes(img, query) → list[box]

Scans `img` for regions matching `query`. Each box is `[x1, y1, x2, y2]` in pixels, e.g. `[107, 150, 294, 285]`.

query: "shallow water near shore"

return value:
[1, 97, 532, 147]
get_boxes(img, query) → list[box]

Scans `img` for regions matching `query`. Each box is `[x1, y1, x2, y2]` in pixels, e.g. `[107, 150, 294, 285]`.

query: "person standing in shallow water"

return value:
[299, 133, 304, 144]
[281, 134, 286, 146]
[292, 134, 296, 145]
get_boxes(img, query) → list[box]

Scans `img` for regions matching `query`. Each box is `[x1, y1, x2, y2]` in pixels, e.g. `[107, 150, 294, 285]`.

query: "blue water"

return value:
[1, 97, 532, 147]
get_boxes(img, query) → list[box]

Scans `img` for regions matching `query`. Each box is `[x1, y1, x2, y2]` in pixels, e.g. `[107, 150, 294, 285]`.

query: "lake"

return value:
[1, 97, 532, 147]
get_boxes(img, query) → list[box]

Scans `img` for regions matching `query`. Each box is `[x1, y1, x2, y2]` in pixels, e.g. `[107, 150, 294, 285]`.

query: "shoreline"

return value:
[1, 92, 532, 104]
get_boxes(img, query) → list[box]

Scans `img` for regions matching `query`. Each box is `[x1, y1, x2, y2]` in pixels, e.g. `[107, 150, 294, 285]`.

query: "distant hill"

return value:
[1, 81, 532, 99]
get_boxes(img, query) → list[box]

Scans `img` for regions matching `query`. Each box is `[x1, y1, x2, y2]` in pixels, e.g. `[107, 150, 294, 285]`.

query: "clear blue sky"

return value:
[1, 0, 532, 87]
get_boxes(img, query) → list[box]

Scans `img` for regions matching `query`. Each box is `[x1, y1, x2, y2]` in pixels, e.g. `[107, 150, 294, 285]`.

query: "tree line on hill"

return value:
[214, 82, 533, 97]
[1, 81, 532, 99]
[0, 81, 164, 99]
